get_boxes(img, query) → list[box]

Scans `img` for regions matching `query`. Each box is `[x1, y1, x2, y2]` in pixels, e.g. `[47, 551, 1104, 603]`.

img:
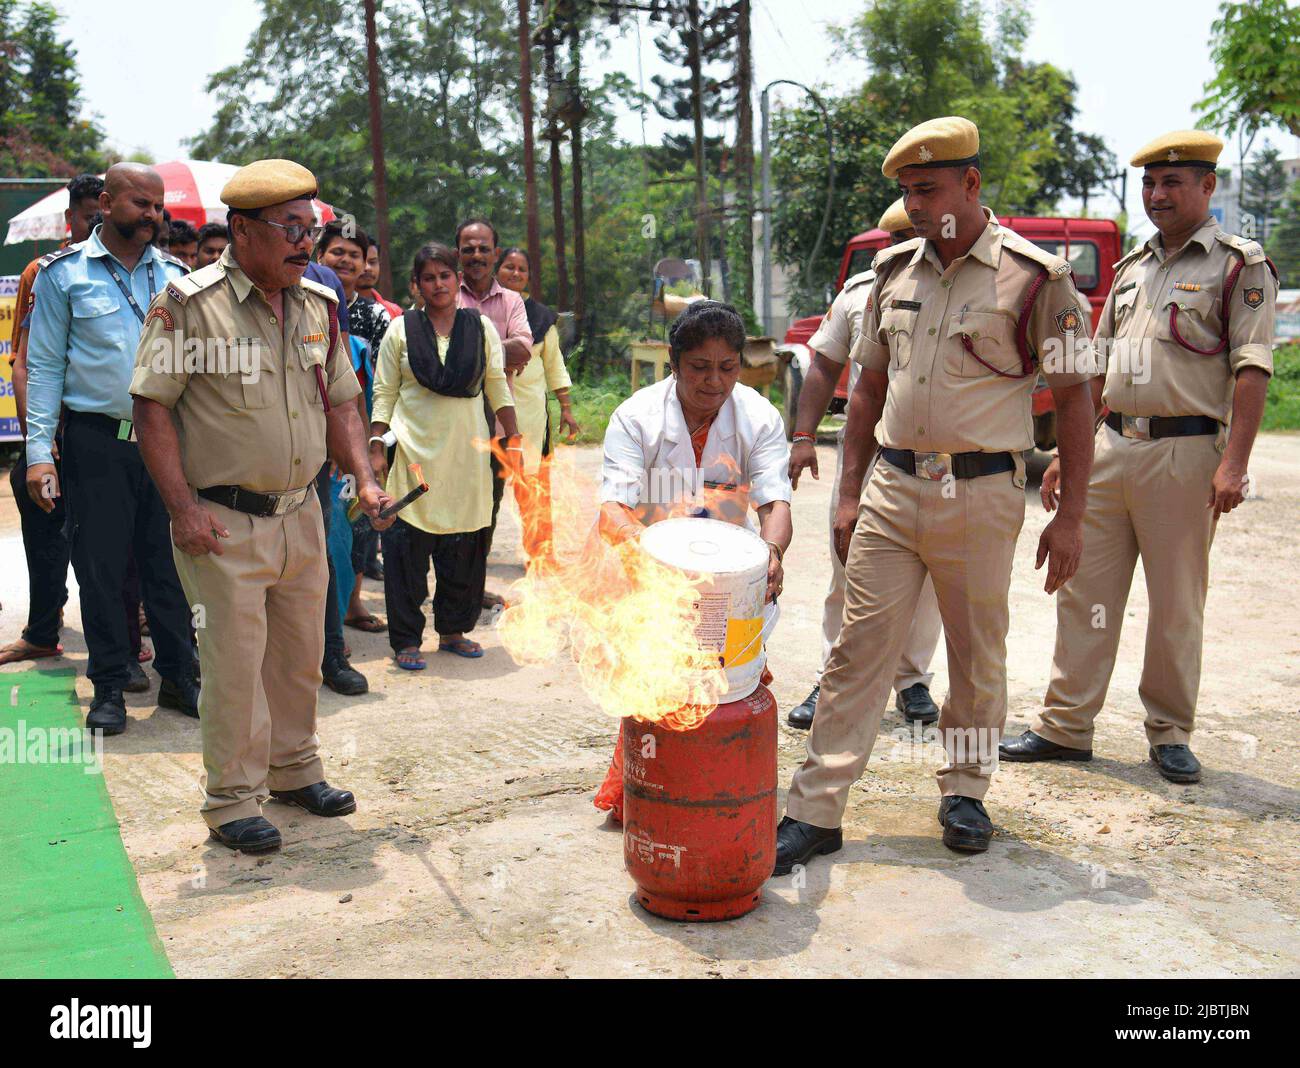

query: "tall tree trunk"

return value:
[735, 0, 754, 314]
[364, 0, 393, 297]
[518, 0, 541, 288]
[687, 0, 710, 294]
[568, 18, 587, 339]
[544, 31, 570, 310]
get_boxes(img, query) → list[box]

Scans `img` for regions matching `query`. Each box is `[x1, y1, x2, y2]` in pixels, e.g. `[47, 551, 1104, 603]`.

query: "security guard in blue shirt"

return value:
[25, 162, 200, 735]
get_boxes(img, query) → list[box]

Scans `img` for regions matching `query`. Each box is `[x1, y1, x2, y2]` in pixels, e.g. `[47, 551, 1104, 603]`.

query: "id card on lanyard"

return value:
[98, 257, 156, 324]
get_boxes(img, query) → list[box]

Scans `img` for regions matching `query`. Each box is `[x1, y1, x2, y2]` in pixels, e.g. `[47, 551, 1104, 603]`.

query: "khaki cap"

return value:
[882, 117, 979, 179]
[221, 159, 318, 210]
[1130, 130, 1223, 169]
[878, 198, 912, 234]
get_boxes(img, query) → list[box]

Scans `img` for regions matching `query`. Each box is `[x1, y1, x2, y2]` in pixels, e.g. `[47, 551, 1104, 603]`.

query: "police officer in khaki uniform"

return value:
[775, 117, 1098, 869]
[130, 160, 393, 854]
[1002, 131, 1277, 784]
[787, 198, 944, 731]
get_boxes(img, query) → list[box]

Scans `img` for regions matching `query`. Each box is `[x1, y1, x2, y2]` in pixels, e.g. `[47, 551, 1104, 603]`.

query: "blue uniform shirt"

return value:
[25, 225, 185, 465]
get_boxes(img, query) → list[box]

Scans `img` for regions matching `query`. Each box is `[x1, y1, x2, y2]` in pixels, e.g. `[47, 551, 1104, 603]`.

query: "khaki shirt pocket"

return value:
[298, 336, 329, 408]
[1112, 285, 1139, 329]
[1157, 287, 1220, 353]
[944, 310, 1018, 378]
[881, 307, 917, 371]
[215, 339, 273, 409]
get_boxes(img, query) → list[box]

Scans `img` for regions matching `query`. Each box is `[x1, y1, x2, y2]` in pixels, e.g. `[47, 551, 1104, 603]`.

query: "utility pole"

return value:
[363, 0, 393, 297]
[518, 0, 541, 288]
[687, 0, 710, 293]
[734, 0, 754, 313]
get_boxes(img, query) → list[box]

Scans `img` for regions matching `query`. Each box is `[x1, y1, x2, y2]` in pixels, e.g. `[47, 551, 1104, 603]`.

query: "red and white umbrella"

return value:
[4, 158, 337, 245]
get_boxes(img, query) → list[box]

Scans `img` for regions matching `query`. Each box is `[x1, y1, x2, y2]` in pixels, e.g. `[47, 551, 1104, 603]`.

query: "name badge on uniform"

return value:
[1115, 281, 1136, 295]
[891, 299, 922, 311]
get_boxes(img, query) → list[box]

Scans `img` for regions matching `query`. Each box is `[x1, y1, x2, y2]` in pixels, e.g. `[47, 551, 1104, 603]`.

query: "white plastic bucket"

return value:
[639, 517, 775, 703]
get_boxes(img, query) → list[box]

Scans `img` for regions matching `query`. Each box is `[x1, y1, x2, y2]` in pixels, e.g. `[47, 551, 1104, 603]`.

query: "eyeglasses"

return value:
[249, 217, 325, 245]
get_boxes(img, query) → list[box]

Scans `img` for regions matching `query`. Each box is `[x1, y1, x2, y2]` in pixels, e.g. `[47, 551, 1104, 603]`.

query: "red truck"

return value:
[781, 216, 1123, 451]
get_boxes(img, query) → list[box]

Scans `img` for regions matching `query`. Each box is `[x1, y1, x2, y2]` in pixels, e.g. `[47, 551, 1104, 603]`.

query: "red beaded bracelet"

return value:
[792, 432, 816, 444]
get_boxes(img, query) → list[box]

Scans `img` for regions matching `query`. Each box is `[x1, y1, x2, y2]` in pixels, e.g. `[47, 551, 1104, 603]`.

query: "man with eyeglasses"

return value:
[130, 159, 394, 854]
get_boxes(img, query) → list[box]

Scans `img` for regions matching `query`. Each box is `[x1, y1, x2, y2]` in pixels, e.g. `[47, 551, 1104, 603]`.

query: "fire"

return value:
[485, 439, 732, 730]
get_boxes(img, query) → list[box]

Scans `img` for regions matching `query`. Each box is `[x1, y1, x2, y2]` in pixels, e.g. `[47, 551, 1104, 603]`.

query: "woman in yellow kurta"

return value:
[370, 243, 520, 668]
[495, 248, 580, 558]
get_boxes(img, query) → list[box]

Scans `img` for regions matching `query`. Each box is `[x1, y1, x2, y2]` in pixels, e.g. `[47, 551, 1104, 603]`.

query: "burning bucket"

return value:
[638, 518, 774, 703]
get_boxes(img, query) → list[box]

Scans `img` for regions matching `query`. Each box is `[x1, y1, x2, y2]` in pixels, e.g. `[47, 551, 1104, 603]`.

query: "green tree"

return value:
[1241, 141, 1287, 243]
[0, 0, 105, 175]
[1196, 0, 1300, 172]
[1268, 177, 1300, 288]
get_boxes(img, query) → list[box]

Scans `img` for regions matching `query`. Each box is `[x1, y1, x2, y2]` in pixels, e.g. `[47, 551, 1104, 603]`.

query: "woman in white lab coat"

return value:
[598, 301, 793, 599]
[593, 301, 793, 822]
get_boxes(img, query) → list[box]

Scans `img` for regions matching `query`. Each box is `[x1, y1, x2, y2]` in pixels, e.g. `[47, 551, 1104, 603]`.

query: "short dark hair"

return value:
[226, 207, 259, 243]
[196, 222, 227, 246]
[412, 242, 460, 280]
[497, 246, 528, 272]
[315, 218, 370, 259]
[168, 219, 198, 246]
[454, 217, 498, 249]
[66, 173, 103, 206]
[667, 300, 746, 365]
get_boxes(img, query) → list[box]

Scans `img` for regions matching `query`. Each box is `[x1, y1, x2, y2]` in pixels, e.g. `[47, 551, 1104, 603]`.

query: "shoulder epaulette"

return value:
[157, 251, 190, 272]
[1214, 230, 1265, 266]
[1002, 228, 1072, 279]
[163, 262, 223, 305]
[300, 277, 339, 304]
[841, 269, 876, 292]
[871, 238, 921, 272]
[37, 244, 81, 271]
[1112, 244, 1145, 271]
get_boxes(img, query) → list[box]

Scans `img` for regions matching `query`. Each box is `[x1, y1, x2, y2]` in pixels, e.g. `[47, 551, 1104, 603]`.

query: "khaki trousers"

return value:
[820, 431, 943, 690]
[788, 460, 1026, 828]
[1035, 425, 1220, 749]
[173, 493, 328, 828]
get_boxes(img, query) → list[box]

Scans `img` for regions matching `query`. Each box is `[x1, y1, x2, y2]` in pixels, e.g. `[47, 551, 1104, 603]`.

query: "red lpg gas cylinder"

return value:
[622, 685, 777, 921]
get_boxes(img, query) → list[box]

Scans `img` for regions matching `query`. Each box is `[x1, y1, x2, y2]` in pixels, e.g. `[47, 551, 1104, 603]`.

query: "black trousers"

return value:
[315, 463, 346, 665]
[8, 451, 70, 649]
[60, 412, 193, 690]
[382, 518, 488, 651]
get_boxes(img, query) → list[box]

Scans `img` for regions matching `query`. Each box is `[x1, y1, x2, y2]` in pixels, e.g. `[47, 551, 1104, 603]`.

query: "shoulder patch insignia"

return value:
[1214, 230, 1265, 265]
[1055, 306, 1083, 334]
[145, 306, 175, 330]
[1243, 287, 1264, 311]
[165, 283, 187, 303]
[1051, 262, 1072, 277]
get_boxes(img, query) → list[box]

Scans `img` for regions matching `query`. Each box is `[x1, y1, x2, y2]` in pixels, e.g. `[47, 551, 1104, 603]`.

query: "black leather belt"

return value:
[198, 484, 313, 518]
[880, 447, 1015, 481]
[1105, 412, 1220, 440]
[65, 409, 135, 441]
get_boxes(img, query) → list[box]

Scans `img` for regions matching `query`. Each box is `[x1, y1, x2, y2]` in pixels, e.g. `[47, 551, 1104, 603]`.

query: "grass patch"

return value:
[1263, 342, 1300, 432]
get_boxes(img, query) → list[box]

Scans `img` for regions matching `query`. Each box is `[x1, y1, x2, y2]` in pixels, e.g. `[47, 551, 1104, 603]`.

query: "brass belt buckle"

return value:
[914, 451, 953, 481]
[272, 488, 305, 516]
[1121, 415, 1151, 440]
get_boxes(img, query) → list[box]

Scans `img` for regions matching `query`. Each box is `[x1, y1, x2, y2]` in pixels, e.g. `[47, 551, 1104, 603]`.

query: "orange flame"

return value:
[483, 438, 731, 730]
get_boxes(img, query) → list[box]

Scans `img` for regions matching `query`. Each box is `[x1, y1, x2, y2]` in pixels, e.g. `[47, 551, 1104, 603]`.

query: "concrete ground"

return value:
[1, 435, 1297, 978]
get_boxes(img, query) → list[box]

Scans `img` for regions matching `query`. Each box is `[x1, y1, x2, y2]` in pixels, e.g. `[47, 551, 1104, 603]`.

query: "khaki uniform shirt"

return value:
[850, 211, 1093, 455]
[129, 246, 361, 494]
[1096, 216, 1276, 424]
[809, 268, 875, 396]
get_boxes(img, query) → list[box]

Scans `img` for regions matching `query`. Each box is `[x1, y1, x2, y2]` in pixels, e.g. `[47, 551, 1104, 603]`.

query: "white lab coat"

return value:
[600, 375, 792, 532]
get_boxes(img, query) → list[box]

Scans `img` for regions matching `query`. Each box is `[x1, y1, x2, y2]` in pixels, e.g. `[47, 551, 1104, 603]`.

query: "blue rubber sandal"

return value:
[395, 648, 426, 671]
[438, 637, 483, 659]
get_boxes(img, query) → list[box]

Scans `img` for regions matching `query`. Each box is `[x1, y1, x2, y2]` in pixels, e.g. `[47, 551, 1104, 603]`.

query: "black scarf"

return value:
[403, 307, 486, 398]
[523, 296, 559, 345]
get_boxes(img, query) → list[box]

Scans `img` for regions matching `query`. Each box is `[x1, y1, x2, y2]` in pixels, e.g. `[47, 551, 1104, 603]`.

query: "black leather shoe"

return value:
[787, 684, 819, 730]
[158, 675, 200, 719]
[1150, 744, 1201, 784]
[322, 655, 368, 696]
[86, 687, 127, 736]
[124, 660, 150, 694]
[209, 816, 282, 854]
[937, 796, 993, 853]
[772, 815, 842, 876]
[270, 781, 357, 817]
[896, 683, 939, 724]
[999, 729, 1091, 762]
